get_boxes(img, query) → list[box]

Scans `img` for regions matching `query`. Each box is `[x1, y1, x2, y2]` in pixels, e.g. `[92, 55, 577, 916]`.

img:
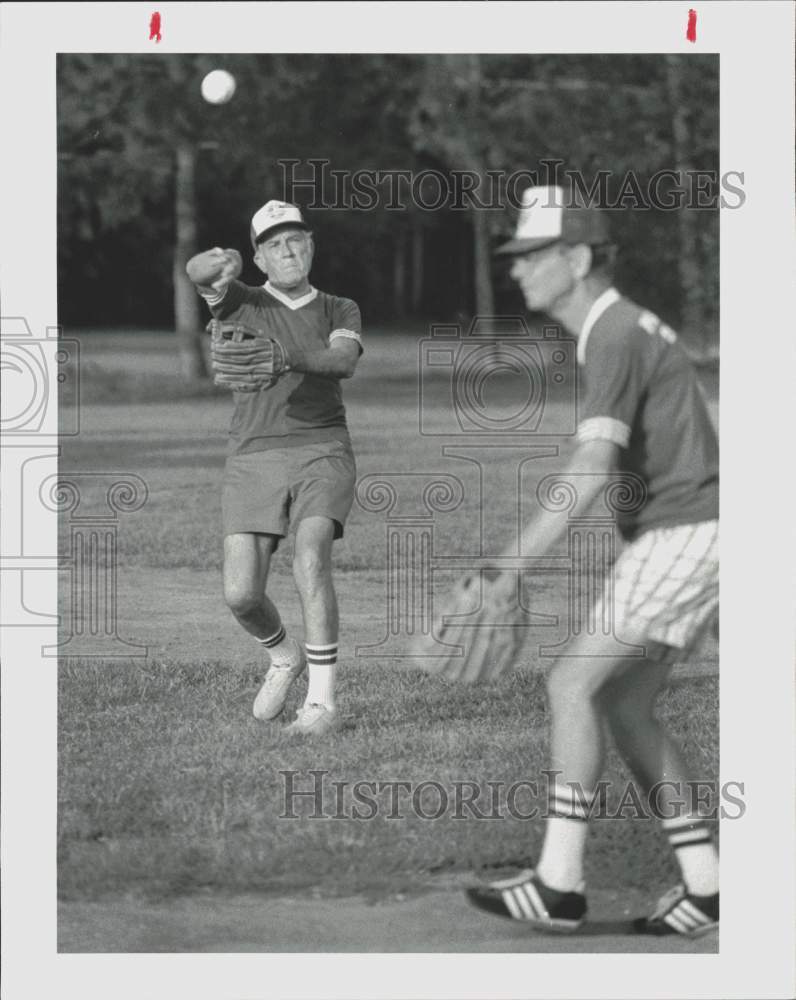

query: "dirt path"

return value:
[59, 883, 716, 953]
[66, 565, 718, 679]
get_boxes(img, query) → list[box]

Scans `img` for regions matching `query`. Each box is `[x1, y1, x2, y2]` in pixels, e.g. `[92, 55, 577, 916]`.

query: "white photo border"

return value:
[1, 2, 794, 998]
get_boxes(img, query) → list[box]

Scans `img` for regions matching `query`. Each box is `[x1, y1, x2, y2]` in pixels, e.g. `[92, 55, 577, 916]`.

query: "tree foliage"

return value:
[58, 54, 719, 352]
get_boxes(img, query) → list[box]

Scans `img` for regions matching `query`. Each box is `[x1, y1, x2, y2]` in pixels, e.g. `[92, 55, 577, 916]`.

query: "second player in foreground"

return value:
[187, 200, 363, 737]
[461, 186, 720, 938]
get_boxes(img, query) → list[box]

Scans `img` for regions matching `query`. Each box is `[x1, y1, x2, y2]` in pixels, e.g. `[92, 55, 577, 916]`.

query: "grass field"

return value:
[57, 327, 719, 949]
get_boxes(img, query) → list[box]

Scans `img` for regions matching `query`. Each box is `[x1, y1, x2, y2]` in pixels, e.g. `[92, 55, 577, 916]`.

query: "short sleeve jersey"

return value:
[577, 288, 718, 539]
[203, 280, 362, 455]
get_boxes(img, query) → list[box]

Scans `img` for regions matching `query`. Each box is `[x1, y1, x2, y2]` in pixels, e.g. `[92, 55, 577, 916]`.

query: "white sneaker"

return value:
[252, 642, 306, 720]
[286, 702, 340, 737]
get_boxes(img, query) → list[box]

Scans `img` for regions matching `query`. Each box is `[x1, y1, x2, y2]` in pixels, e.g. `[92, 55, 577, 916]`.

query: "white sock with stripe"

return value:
[255, 625, 297, 668]
[305, 642, 337, 709]
[662, 815, 719, 896]
[535, 782, 593, 892]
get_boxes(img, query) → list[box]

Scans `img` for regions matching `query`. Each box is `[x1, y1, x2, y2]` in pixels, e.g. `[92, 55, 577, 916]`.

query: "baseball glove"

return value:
[209, 320, 291, 392]
[411, 572, 527, 683]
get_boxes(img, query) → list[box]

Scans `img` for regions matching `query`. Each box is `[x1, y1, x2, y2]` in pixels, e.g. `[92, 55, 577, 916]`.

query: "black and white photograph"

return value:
[1, 3, 794, 999]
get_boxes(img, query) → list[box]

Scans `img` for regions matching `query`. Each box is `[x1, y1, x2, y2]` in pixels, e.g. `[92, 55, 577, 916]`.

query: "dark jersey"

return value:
[203, 280, 362, 455]
[577, 288, 718, 539]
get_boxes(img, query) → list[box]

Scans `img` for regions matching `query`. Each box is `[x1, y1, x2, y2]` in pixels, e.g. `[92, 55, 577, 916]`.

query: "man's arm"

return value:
[513, 438, 621, 559]
[286, 337, 361, 380]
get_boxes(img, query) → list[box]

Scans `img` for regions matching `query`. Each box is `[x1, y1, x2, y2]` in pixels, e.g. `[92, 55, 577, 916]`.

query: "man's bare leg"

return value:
[223, 532, 305, 719]
[535, 631, 645, 891]
[600, 659, 719, 896]
[222, 532, 281, 637]
[292, 516, 340, 720]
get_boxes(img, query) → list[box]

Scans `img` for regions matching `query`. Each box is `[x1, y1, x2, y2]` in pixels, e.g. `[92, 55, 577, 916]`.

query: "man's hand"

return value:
[186, 247, 243, 290]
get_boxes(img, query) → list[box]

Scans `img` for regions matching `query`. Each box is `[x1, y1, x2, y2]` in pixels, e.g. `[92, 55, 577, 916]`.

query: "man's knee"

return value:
[545, 657, 623, 709]
[600, 683, 656, 735]
[293, 533, 333, 587]
[224, 581, 262, 617]
[294, 549, 332, 590]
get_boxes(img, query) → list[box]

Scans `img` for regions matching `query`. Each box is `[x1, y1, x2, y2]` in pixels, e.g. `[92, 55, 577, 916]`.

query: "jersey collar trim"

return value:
[577, 287, 621, 365]
[264, 281, 318, 310]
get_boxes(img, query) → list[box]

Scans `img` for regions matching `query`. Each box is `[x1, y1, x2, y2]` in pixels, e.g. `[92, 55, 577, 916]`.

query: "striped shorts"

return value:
[597, 520, 719, 652]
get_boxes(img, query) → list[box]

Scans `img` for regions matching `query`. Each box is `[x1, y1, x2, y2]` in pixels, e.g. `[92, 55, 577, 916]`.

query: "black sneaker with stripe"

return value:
[634, 884, 719, 937]
[465, 869, 587, 933]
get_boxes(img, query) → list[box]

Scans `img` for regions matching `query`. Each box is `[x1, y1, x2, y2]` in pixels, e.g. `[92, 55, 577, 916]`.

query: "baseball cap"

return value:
[250, 200, 310, 248]
[495, 185, 610, 256]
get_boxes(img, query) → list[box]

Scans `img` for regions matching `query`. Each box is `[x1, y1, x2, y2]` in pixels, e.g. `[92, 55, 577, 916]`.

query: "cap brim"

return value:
[493, 236, 560, 257]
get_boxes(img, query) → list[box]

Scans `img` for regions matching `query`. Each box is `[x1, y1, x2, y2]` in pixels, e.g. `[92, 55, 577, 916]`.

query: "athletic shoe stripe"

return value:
[523, 882, 549, 920]
[502, 890, 524, 920]
[680, 900, 711, 924]
[488, 869, 535, 890]
[670, 904, 700, 930]
[664, 909, 694, 934]
[509, 887, 534, 919]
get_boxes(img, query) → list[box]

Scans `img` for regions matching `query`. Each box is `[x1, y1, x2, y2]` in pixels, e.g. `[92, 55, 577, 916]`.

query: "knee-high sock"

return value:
[536, 781, 594, 892]
[305, 642, 337, 708]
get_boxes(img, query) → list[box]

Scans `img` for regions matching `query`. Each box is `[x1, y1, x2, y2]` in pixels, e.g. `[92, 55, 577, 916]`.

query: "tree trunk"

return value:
[471, 206, 494, 317]
[392, 226, 407, 318]
[411, 216, 424, 314]
[664, 56, 705, 357]
[464, 54, 495, 318]
[173, 143, 208, 380]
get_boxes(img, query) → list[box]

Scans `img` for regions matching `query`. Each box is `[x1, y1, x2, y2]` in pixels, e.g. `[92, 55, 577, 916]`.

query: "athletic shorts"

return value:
[594, 520, 719, 653]
[222, 440, 356, 543]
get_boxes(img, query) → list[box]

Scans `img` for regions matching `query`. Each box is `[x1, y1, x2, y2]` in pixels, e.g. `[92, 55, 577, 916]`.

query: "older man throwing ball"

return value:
[187, 200, 363, 737]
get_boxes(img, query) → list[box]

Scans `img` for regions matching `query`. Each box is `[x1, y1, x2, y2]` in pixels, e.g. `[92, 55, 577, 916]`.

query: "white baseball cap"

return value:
[250, 200, 309, 248]
[495, 185, 610, 256]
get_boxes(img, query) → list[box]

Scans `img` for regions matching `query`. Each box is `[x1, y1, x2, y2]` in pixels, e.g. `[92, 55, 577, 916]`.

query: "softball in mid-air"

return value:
[201, 69, 237, 105]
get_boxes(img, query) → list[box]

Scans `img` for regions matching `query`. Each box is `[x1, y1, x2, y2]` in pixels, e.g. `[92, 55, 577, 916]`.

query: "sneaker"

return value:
[634, 884, 719, 938]
[286, 702, 340, 737]
[465, 869, 587, 933]
[252, 642, 306, 721]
